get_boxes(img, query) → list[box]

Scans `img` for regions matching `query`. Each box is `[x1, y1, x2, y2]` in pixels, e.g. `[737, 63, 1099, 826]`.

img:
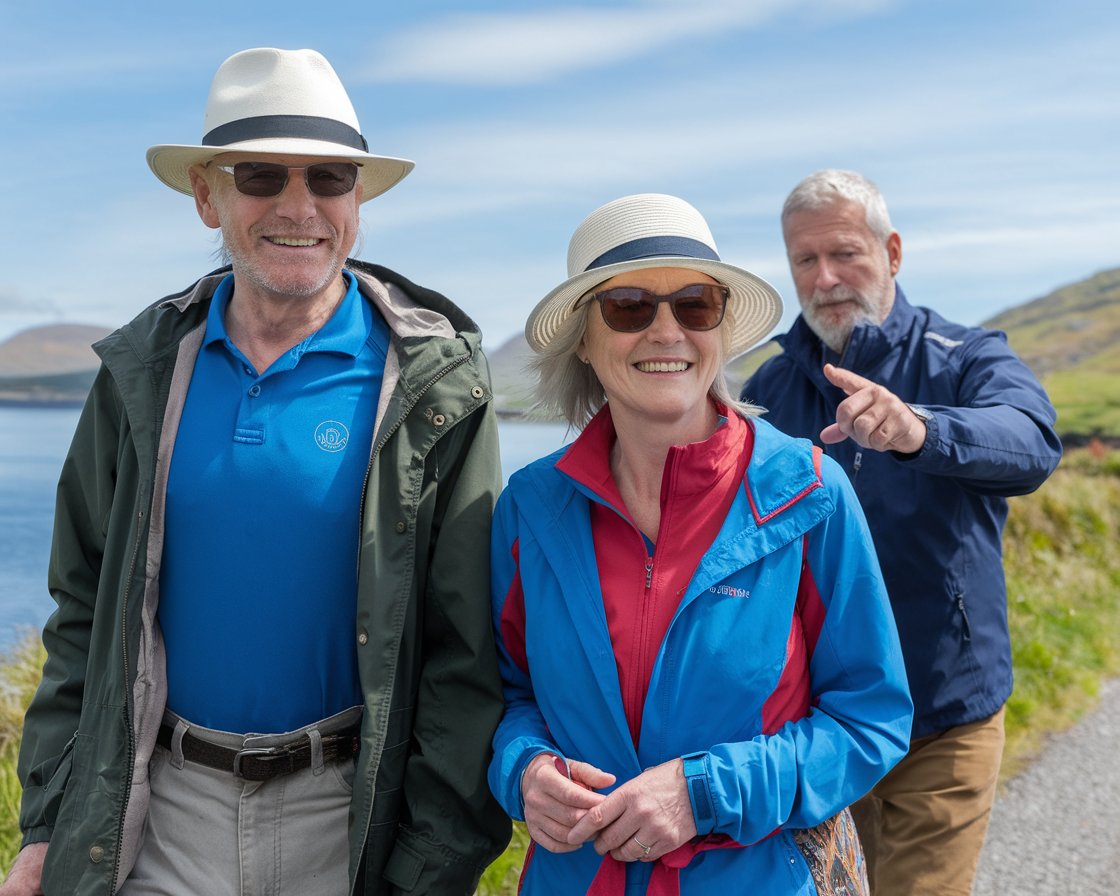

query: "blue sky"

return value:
[2, 0, 1117, 352]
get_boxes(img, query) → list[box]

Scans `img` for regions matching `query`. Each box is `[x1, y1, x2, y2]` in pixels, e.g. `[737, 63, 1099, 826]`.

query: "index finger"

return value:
[554, 777, 609, 811]
[822, 363, 872, 396]
[533, 770, 607, 812]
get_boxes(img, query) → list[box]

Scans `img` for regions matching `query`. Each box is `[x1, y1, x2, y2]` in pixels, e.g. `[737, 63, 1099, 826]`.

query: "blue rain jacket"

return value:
[489, 416, 912, 894]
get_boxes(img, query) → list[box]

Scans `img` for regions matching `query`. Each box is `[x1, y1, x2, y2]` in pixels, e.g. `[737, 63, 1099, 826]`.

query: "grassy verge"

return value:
[0, 630, 46, 876]
[1000, 444, 1120, 778]
[1041, 370, 1120, 436]
[2, 447, 1117, 888]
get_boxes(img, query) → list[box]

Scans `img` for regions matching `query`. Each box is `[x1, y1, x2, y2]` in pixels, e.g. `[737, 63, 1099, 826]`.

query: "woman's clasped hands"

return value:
[521, 754, 697, 864]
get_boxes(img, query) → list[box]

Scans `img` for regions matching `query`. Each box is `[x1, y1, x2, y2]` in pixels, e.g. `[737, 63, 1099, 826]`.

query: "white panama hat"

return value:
[525, 193, 783, 359]
[146, 48, 414, 203]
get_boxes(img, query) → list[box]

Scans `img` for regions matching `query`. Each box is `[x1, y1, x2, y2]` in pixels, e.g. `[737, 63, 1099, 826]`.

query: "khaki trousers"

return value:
[119, 708, 359, 896]
[850, 707, 1005, 896]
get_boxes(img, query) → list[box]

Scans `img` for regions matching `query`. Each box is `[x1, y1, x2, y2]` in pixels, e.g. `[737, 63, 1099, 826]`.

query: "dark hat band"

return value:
[203, 115, 368, 152]
[585, 235, 720, 272]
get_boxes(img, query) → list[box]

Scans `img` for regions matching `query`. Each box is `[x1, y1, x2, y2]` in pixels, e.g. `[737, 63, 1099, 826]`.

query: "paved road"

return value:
[972, 677, 1120, 894]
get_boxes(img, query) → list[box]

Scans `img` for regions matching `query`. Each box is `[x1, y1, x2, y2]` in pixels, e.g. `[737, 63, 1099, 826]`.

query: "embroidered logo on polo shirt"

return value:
[710, 585, 750, 599]
[314, 421, 350, 452]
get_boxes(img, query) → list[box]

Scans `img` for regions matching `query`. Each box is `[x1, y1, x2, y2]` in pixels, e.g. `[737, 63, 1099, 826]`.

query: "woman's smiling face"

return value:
[578, 266, 725, 435]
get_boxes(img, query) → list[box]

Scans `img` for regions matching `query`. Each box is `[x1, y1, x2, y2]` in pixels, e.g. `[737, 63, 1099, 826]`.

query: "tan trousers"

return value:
[119, 708, 359, 896]
[850, 707, 1005, 896]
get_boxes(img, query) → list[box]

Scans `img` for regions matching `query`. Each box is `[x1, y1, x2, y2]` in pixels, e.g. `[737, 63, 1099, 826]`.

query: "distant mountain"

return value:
[0, 323, 111, 405]
[485, 330, 538, 415]
[487, 267, 1120, 437]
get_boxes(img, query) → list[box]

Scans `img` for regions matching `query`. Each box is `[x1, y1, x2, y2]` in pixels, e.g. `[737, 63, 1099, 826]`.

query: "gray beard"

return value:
[806, 309, 877, 355]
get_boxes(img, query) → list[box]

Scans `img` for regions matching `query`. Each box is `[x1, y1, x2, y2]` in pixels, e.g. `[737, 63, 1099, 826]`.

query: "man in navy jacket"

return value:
[740, 169, 1062, 896]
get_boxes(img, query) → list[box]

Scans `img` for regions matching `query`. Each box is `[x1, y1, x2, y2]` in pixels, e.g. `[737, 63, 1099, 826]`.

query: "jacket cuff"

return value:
[21, 827, 52, 849]
[682, 752, 717, 835]
[894, 404, 937, 460]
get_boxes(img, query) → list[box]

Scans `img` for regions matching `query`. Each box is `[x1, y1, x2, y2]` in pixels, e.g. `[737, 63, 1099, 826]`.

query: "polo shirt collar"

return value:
[203, 271, 370, 360]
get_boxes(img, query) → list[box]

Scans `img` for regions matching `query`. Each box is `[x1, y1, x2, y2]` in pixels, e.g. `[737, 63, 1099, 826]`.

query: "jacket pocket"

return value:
[22, 733, 78, 829]
[39, 733, 103, 893]
[382, 837, 424, 890]
[380, 826, 484, 895]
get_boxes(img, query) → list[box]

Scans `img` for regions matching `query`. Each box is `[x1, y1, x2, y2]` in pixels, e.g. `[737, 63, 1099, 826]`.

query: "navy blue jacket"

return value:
[741, 286, 1062, 737]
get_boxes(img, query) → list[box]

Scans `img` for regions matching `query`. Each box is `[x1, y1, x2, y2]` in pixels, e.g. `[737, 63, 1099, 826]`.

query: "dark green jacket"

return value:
[17, 262, 511, 894]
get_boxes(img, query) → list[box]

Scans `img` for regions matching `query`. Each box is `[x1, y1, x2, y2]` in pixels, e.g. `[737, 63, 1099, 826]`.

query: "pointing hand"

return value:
[820, 363, 927, 455]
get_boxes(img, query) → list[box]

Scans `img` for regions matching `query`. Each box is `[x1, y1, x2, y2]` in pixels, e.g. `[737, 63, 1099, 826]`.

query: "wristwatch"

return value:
[907, 403, 933, 422]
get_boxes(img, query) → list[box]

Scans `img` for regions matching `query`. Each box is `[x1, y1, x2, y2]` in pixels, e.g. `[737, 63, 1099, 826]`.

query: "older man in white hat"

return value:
[2, 48, 509, 896]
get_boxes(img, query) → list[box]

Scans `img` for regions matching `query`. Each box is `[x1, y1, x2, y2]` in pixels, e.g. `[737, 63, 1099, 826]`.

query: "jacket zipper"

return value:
[957, 595, 972, 641]
[852, 450, 863, 480]
[644, 556, 654, 590]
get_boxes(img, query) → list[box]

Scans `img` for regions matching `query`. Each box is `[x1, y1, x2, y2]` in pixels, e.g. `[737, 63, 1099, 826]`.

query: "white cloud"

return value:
[357, 0, 899, 85]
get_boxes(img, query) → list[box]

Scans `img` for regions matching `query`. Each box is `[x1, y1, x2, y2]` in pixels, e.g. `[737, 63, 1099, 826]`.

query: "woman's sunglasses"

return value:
[581, 283, 729, 333]
[214, 161, 360, 198]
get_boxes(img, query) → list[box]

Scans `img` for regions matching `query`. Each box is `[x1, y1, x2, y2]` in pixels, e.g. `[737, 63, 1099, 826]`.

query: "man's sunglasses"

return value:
[214, 161, 360, 198]
[580, 283, 730, 333]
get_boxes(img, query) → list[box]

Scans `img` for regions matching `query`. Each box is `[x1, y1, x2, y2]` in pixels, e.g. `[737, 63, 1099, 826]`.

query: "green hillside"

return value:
[982, 267, 1120, 375]
[986, 268, 1120, 439]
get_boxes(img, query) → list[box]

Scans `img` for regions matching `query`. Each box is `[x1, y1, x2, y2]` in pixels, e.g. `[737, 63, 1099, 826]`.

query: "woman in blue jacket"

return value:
[489, 193, 913, 895]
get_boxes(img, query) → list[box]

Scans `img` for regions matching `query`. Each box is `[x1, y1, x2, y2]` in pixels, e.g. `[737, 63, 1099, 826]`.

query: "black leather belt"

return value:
[156, 723, 360, 782]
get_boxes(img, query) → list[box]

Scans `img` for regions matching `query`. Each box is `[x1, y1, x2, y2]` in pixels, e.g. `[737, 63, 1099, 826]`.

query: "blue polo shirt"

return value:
[160, 272, 387, 733]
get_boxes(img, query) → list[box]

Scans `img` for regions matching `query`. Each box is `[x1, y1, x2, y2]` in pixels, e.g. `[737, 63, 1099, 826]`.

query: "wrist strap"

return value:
[682, 752, 716, 834]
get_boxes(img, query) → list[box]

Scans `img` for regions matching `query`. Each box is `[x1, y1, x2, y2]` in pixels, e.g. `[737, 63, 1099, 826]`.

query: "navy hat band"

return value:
[203, 115, 369, 152]
[585, 235, 720, 272]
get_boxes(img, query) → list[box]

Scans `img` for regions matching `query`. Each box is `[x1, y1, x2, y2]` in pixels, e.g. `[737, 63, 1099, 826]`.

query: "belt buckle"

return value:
[232, 744, 289, 780]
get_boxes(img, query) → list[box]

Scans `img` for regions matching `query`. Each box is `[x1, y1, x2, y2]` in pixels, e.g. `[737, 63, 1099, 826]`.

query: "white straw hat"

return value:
[525, 193, 782, 358]
[146, 48, 414, 203]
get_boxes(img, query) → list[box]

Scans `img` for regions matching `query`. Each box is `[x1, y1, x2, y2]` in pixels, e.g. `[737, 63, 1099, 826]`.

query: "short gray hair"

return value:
[782, 169, 894, 242]
[529, 300, 763, 430]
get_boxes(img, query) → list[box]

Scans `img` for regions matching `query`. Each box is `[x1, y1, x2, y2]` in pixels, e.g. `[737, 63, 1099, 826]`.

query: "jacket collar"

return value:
[150, 262, 470, 343]
[520, 414, 832, 578]
[93, 261, 489, 463]
[779, 283, 916, 380]
[99, 261, 479, 372]
[556, 402, 748, 506]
